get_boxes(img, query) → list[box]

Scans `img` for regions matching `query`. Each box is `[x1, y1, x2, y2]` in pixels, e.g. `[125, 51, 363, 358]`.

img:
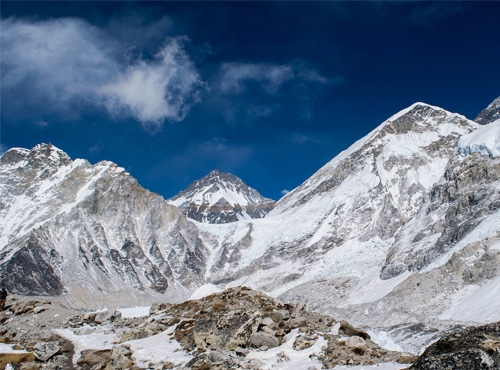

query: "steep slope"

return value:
[167, 169, 275, 224]
[475, 96, 500, 125]
[196, 102, 500, 351]
[0, 144, 208, 308]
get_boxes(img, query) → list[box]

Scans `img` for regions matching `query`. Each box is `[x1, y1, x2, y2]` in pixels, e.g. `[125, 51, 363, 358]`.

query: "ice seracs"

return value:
[458, 119, 500, 158]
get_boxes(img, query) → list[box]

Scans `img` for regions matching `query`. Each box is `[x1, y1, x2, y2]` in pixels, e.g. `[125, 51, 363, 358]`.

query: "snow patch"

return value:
[54, 328, 115, 364]
[246, 328, 327, 370]
[366, 330, 404, 352]
[127, 325, 193, 368]
[188, 283, 223, 300]
[117, 306, 151, 318]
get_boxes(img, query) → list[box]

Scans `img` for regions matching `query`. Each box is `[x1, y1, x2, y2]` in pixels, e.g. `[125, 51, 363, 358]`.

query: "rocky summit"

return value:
[475, 96, 500, 125]
[167, 170, 275, 224]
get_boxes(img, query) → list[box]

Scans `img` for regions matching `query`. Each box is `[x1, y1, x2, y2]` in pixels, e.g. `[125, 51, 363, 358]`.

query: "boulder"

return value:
[272, 310, 290, 323]
[289, 317, 307, 329]
[95, 309, 122, 324]
[339, 320, 370, 340]
[346, 336, 366, 350]
[249, 332, 279, 349]
[33, 341, 61, 362]
[105, 345, 134, 370]
[293, 335, 317, 350]
[77, 349, 112, 370]
[193, 310, 261, 351]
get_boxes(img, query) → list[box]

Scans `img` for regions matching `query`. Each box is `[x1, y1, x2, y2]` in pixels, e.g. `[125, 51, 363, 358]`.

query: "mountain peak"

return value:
[475, 96, 500, 125]
[30, 143, 72, 167]
[168, 170, 275, 224]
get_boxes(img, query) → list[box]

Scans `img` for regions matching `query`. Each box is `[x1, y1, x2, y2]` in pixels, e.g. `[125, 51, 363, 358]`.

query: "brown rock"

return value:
[77, 349, 112, 370]
[339, 320, 370, 340]
[0, 352, 36, 368]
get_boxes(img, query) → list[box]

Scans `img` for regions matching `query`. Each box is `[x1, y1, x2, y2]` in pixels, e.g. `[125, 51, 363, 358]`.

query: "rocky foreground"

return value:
[0, 287, 498, 369]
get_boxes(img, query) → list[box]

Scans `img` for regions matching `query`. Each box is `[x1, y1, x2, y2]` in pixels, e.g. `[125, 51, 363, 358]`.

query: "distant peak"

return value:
[475, 96, 500, 125]
[167, 169, 275, 224]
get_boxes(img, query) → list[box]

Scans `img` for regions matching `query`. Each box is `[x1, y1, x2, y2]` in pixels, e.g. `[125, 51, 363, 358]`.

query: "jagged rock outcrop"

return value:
[168, 170, 275, 223]
[475, 96, 500, 125]
[410, 322, 500, 369]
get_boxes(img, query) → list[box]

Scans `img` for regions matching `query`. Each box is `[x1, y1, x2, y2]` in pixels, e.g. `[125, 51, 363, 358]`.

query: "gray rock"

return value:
[105, 345, 134, 370]
[272, 310, 290, 323]
[33, 342, 61, 362]
[249, 332, 279, 349]
[289, 317, 307, 329]
[95, 310, 122, 324]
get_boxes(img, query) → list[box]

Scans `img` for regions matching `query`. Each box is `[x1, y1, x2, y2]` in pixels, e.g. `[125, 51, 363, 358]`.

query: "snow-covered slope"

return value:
[458, 119, 500, 158]
[0, 144, 208, 307]
[195, 102, 500, 352]
[167, 169, 275, 223]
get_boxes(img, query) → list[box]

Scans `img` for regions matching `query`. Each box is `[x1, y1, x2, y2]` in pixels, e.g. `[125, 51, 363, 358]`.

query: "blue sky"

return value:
[1, 1, 499, 200]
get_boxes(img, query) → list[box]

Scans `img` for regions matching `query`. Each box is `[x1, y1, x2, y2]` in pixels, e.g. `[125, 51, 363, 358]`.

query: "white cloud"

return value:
[100, 37, 204, 131]
[1, 18, 204, 129]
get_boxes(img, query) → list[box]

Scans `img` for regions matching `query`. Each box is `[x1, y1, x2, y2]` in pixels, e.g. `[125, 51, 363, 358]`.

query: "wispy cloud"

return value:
[218, 63, 294, 94]
[1, 18, 204, 130]
[216, 61, 335, 95]
[36, 120, 49, 128]
[213, 61, 342, 122]
[89, 141, 104, 154]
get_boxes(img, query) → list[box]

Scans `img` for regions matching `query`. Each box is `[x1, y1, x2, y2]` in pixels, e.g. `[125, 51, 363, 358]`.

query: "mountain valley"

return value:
[1, 97, 500, 368]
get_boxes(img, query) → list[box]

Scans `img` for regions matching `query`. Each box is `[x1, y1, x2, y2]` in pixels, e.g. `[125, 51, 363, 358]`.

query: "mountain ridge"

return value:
[1, 98, 500, 353]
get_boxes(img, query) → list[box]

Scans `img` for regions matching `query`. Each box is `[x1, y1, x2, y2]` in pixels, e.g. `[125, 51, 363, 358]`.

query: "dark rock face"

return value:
[0, 237, 64, 296]
[410, 322, 500, 369]
[476, 97, 500, 125]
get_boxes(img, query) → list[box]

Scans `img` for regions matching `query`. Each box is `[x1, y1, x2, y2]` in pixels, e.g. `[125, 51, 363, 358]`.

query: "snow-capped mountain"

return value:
[475, 96, 500, 125]
[0, 144, 208, 307]
[167, 169, 275, 224]
[195, 101, 500, 352]
[1, 98, 500, 354]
